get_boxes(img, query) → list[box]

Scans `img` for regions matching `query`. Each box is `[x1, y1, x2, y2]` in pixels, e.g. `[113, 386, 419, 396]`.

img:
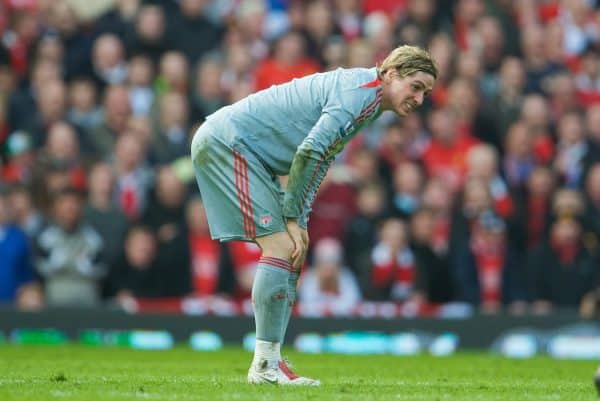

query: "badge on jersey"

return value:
[259, 213, 273, 228]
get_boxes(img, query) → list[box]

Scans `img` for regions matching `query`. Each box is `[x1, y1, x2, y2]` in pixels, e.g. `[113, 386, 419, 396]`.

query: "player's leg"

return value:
[191, 127, 318, 385]
[250, 232, 294, 371]
[250, 233, 319, 386]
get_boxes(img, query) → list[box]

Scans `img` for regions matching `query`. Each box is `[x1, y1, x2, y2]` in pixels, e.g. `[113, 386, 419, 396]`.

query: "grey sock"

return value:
[280, 271, 299, 344]
[252, 257, 293, 342]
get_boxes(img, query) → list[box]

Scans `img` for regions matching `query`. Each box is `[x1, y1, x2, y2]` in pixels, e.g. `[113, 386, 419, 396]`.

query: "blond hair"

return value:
[378, 45, 438, 79]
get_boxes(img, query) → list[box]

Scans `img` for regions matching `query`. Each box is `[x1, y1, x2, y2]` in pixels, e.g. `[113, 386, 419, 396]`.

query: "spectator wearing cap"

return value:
[299, 237, 361, 316]
[34, 188, 107, 307]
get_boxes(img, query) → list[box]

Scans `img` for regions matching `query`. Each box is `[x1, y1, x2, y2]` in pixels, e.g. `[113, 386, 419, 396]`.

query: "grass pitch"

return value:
[0, 344, 597, 401]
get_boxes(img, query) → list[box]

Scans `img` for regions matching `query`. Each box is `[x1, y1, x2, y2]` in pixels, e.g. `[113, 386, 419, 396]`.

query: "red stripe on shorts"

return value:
[239, 153, 255, 238]
[234, 151, 251, 238]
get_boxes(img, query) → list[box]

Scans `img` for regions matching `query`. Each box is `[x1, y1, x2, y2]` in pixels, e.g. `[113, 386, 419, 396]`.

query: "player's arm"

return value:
[282, 107, 353, 229]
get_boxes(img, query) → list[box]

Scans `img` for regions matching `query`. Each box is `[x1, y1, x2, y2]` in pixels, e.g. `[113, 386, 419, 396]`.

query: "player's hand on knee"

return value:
[286, 220, 306, 268]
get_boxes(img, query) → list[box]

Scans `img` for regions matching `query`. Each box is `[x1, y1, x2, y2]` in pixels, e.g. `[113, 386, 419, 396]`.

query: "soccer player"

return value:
[191, 45, 437, 385]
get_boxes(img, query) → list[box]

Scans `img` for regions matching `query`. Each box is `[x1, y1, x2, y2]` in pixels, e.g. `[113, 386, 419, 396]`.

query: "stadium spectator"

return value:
[167, 0, 223, 65]
[519, 94, 555, 164]
[141, 166, 191, 297]
[149, 91, 191, 165]
[466, 144, 513, 218]
[299, 237, 361, 316]
[186, 197, 229, 296]
[254, 30, 319, 91]
[91, 34, 128, 88]
[38, 121, 86, 191]
[553, 111, 588, 187]
[125, 4, 168, 65]
[105, 225, 162, 301]
[66, 77, 103, 140]
[111, 133, 152, 220]
[367, 217, 417, 302]
[451, 209, 526, 313]
[6, 184, 44, 240]
[583, 163, 600, 239]
[422, 107, 478, 191]
[344, 181, 388, 287]
[502, 121, 536, 191]
[84, 162, 127, 269]
[0, 188, 42, 309]
[421, 177, 453, 255]
[1, 131, 34, 185]
[307, 168, 357, 246]
[34, 188, 106, 307]
[126, 54, 155, 117]
[527, 216, 600, 313]
[226, 241, 261, 301]
[190, 57, 226, 123]
[156, 51, 189, 95]
[88, 84, 132, 159]
[390, 161, 423, 218]
[410, 207, 453, 304]
[510, 166, 556, 254]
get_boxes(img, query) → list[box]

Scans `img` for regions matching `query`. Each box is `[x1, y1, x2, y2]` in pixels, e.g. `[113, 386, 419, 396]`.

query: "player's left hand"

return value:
[287, 220, 309, 271]
[294, 229, 309, 271]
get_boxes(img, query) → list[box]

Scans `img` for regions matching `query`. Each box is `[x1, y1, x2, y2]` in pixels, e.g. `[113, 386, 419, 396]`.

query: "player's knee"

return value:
[252, 283, 288, 305]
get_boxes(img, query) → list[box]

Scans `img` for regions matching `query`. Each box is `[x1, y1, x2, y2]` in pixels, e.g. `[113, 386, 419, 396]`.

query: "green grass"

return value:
[0, 344, 597, 400]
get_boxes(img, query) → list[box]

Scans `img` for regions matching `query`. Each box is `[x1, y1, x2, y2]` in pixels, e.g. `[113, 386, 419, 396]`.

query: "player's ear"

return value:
[382, 68, 395, 82]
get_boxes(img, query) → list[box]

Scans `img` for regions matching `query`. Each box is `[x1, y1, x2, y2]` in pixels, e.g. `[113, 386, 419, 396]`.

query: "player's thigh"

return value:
[255, 231, 295, 260]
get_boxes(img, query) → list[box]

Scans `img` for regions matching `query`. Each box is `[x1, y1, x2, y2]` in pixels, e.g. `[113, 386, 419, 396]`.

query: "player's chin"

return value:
[395, 107, 409, 117]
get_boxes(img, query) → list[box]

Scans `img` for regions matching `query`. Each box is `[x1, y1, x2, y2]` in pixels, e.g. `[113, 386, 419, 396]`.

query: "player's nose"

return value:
[415, 92, 424, 106]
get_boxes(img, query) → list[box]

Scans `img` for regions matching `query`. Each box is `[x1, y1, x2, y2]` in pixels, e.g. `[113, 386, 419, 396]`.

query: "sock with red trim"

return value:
[280, 270, 299, 344]
[252, 257, 292, 343]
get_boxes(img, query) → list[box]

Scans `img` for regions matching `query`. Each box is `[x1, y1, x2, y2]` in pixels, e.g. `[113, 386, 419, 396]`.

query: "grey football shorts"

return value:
[191, 122, 287, 242]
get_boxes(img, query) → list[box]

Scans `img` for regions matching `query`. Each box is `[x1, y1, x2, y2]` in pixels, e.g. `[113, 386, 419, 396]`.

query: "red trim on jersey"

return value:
[278, 360, 300, 380]
[360, 77, 381, 88]
[356, 90, 383, 123]
[234, 151, 256, 238]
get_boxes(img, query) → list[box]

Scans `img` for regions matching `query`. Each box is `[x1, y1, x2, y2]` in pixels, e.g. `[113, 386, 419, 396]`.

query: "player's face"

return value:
[381, 70, 435, 116]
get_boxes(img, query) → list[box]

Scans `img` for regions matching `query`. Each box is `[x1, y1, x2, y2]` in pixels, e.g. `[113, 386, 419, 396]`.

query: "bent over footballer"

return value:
[191, 45, 437, 385]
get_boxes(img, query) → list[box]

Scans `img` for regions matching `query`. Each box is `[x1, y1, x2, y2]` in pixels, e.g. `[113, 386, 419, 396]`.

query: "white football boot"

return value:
[247, 359, 321, 386]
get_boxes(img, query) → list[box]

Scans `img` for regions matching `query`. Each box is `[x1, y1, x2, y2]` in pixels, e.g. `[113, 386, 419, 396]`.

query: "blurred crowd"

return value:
[2, 0, 600, 318]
